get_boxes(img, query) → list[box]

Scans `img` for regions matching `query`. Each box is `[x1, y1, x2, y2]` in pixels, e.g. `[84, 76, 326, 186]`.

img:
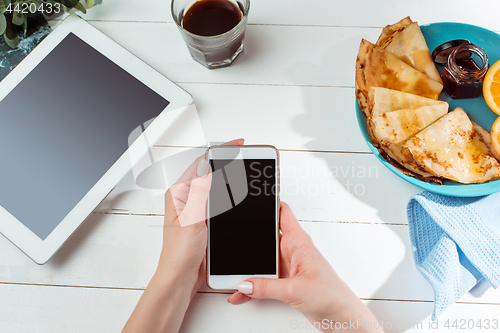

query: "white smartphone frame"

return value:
[206, 145, 280, 290]
[0, 15, 192, 264]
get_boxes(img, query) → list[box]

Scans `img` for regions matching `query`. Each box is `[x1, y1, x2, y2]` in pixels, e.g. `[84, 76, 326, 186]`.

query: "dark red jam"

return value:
[442, 68, 481, 99]
[441, 43, 489, 99]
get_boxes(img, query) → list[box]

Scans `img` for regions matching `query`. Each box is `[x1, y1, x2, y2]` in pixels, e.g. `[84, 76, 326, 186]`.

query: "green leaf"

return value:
[73, 2, 86, 13]
[0, 0, 12, 14]
[22, 11, 26, 34]
[85, 0, 94, 8]
[12, 9, 23, 26]
[4, 31, 19, 48]
[0, 0, 10, 15]
[0, 13, 6, 35]
[4, 14, 19, 48]
[3, 12, 14, 37]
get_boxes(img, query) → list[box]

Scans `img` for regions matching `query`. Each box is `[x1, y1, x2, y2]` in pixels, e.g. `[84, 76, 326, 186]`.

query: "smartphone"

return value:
[206, 145, 279, 290]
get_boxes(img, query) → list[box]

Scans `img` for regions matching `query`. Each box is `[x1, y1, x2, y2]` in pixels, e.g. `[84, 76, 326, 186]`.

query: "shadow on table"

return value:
[49, 213, 107, 267]
[286, 33, 434, 331]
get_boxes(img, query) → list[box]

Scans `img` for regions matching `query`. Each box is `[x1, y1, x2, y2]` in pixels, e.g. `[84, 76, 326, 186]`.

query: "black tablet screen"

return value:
[0, 33, 169, 240]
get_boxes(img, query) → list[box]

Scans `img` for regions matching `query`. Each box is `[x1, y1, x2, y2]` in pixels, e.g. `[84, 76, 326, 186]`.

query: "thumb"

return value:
[238, 278, 291, 303]
[178, 158, 212, 227]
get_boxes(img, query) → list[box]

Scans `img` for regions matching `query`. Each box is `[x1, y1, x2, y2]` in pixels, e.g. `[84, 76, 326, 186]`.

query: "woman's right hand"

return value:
[227, 202, 383, 333]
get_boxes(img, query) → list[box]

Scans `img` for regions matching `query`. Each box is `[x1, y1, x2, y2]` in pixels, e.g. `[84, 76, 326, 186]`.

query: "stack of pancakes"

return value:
[355, 17, 500, 184]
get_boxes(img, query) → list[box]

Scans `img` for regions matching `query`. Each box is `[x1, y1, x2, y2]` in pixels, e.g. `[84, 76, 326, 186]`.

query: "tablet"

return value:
[0, 15, 193, 264]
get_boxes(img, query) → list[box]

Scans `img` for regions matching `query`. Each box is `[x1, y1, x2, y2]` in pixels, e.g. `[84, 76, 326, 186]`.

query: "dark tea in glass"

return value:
[172, 0, 250, 69]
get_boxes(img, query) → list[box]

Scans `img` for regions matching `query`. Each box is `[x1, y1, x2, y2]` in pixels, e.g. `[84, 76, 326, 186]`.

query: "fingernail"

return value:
[238, 281, 253, 294]
[197, 159, 209, 177]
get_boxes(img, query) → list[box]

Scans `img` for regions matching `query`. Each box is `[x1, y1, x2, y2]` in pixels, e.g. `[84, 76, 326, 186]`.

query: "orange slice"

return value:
[492, 117, 500, 159]
[483, 60, 500, 116]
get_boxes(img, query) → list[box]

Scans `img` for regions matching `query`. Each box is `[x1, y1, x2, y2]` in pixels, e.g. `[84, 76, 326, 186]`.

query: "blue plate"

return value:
[356, 22, 500, 197]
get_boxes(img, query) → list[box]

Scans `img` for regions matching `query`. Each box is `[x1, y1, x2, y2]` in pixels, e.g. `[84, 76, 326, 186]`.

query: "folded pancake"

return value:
[355, 39, 443, 118]
[473, 121, 500, 161]
[369, 87, 446, 117]
[355, 39, 372, 118]
[402, 108, 500, 184]
[378, 22, 442, 84]
[376, 17, 413, 48]
[366, 87, 447, 147]
[371, 103, 448, 177]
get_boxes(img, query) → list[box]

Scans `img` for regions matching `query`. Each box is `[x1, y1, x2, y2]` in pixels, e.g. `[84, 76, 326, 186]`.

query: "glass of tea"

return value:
[171, 0, 250, 69]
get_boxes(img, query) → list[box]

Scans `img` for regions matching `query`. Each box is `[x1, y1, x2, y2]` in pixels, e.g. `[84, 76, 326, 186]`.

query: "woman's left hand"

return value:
[123, 139, 244, 333]
[157, 139, 245, 296]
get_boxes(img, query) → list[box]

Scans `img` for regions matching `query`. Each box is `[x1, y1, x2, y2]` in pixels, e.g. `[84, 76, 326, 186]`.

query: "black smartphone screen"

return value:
[209, 159, 277, 275]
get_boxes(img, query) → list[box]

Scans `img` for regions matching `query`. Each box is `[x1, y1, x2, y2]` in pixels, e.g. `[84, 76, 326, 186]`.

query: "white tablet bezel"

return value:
[0, 15, 193, 264]
[206, 146, 280, 291]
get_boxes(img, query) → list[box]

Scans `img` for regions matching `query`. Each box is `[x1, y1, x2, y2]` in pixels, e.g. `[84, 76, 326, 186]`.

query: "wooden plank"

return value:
[0, 283, 141, 333]
[171, 84, 370, 153]
[82, 0, 169, 22]
[95, 150, 422, 224]
[83, 0, 500, 32]
[88, 21, 380, 87]
[244, 0, 500, 31]
[0, 214, 163, 290]
[183, 294, 500, 333]
[300, 222, 500, 305]
[1, 284, 498, 333]
[279, 151, 421, 223]
[1, 214, 498, 305]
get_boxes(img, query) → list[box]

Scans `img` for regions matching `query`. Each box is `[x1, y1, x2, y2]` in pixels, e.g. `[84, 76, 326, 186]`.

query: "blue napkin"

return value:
[407, 191, 500, 319]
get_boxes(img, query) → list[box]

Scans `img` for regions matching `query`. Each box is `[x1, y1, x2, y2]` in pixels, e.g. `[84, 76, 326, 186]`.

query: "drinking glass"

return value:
[171, 0, 250, 69]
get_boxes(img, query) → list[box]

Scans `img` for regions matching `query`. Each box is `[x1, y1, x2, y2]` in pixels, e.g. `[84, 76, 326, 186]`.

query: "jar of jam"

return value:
[441, 43, 489, 99]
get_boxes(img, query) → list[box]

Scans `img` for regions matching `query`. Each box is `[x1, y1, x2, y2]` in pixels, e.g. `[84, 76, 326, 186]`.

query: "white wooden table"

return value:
[2, 1, 500, 332]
